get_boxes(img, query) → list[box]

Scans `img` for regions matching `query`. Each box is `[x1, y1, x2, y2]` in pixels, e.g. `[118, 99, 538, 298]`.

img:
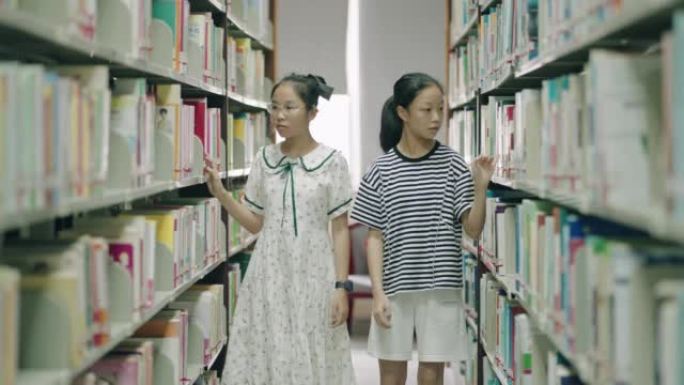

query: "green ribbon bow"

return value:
[276, 161, 299, 236]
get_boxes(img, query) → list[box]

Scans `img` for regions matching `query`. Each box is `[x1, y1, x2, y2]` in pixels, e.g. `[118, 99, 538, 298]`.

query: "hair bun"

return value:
[306, 74, 334, 100]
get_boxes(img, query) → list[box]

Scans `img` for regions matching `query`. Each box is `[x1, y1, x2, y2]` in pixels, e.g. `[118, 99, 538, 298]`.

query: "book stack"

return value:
[478, 1, 516, 88]
[513, 0, 539, 66]
[188, 12, 226, 87]
[228, 37, 268, 100]
[168, 284, 227, 369]
[448, 109, 477, 164]
[184, 98, 224, 168]
[153, 0, 191, 74]
[0, 64, 111, 214]
[227, 112, 268, 170]
[449, 0, 478, 42]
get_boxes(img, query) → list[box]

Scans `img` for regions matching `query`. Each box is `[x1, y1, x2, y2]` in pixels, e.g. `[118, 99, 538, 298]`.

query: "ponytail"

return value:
[380, 96, 403, 152]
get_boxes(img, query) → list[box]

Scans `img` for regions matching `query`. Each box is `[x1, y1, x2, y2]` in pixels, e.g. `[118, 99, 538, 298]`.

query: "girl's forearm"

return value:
[216, 189, 264, 234]
[463, 185, 487, 239]
[331, 216, 350, 281]
[367, 229, 385, 296]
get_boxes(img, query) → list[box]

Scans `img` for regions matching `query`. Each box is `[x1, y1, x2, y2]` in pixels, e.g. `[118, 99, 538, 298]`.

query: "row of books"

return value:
[155, 84, 225, 182]
[3, 1, 226, 86]
[4, 0, 99, 41]
[227, 36, 271, 102]
[72, 283, 227, 385]
[0, 64, 110, 214]
[478, 0, 517, 87]
[228, 0, 273, 45]
[450, 0, 671, 92]
[479, 279, 583, 385]
[449, 0, 477, 43]
[188, 10, 227, 87]
[448, 36, 479, 106]
[0, 65, 227, 217]
[449, 0, 539, 87]
[0, 197, 224, 380]
[448, 108, 477, 164]
[473, 194, 684, 385]
[534, 0, 639, 66]
[227, 112, 269, 170]
[449, 45, 684, 228]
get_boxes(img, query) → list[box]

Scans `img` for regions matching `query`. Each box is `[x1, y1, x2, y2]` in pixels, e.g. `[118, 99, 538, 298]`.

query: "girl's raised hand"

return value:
[203, 156, 225, 198]
[471, 155, 495, 190]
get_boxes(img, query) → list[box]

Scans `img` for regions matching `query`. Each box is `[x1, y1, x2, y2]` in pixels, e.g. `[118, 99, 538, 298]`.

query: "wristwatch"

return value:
[334, 280, 354, 293]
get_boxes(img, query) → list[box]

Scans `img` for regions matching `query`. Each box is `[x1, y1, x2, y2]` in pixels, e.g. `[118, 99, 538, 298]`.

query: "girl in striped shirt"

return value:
[351, 73, 494, 385]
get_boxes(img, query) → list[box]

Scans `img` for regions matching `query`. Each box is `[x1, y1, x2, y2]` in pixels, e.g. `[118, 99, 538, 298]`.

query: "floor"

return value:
[349, 299, 465, 385]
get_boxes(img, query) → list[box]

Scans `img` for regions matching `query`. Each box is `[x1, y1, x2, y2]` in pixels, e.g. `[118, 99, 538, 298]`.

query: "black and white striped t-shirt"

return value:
[351, 142, 474, 296]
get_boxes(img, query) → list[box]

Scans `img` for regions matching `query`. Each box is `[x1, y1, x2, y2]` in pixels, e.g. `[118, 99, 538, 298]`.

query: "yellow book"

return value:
[232, 114, 246, 169]
[22, 272, 85, 369]
[143, 212, 176, 253]
[0, 266, 20, 385]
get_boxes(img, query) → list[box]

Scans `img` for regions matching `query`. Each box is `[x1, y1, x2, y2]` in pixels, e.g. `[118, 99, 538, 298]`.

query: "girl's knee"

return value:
[379, 360, 408, 383]
[418, 362, 444, 382]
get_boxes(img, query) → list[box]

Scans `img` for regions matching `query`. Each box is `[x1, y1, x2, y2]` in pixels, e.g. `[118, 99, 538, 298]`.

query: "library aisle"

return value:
[3, 0, 684, 384]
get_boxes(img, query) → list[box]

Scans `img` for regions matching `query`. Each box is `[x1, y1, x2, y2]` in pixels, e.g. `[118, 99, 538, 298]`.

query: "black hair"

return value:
[271, 73, 334, 111]
[380, 72, 443, 152]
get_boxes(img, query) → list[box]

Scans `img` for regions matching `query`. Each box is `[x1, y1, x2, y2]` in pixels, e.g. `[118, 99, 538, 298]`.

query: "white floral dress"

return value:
[222, 143, 356, 385]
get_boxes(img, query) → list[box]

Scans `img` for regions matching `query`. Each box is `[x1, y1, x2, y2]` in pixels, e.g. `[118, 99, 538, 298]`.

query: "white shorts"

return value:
[368, 289, 467, 363]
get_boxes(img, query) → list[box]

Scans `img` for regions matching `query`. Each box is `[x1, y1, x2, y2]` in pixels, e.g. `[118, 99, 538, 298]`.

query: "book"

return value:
[0, 266, 20, 385]
[110, 78, 155, 189]
[134, 309, 189, 385]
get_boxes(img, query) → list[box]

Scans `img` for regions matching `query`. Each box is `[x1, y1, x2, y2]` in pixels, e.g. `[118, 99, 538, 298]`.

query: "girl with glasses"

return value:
[204, 73, 356, 385]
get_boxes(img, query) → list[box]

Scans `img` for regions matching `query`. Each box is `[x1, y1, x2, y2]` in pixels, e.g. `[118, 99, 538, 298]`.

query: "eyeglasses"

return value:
[267, 103, 304, 116]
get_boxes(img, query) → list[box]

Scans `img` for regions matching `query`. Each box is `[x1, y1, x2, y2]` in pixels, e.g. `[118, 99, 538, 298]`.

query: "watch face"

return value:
[336, 281, 353, 292]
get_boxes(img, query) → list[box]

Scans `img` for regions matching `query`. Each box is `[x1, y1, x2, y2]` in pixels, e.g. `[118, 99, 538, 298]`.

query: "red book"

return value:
[184, 98, 209, 155]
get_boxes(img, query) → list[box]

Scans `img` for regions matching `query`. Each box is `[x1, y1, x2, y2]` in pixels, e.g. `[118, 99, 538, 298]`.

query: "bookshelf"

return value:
[470, 239, 596, 385]
[0, 0, 276, 384]
[447, 1, 684, 385]
[15, 254, 227, 385]
[226, 12, 274, 50]
[452, 16, 479, 50]
[227, 91, 270, 110]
